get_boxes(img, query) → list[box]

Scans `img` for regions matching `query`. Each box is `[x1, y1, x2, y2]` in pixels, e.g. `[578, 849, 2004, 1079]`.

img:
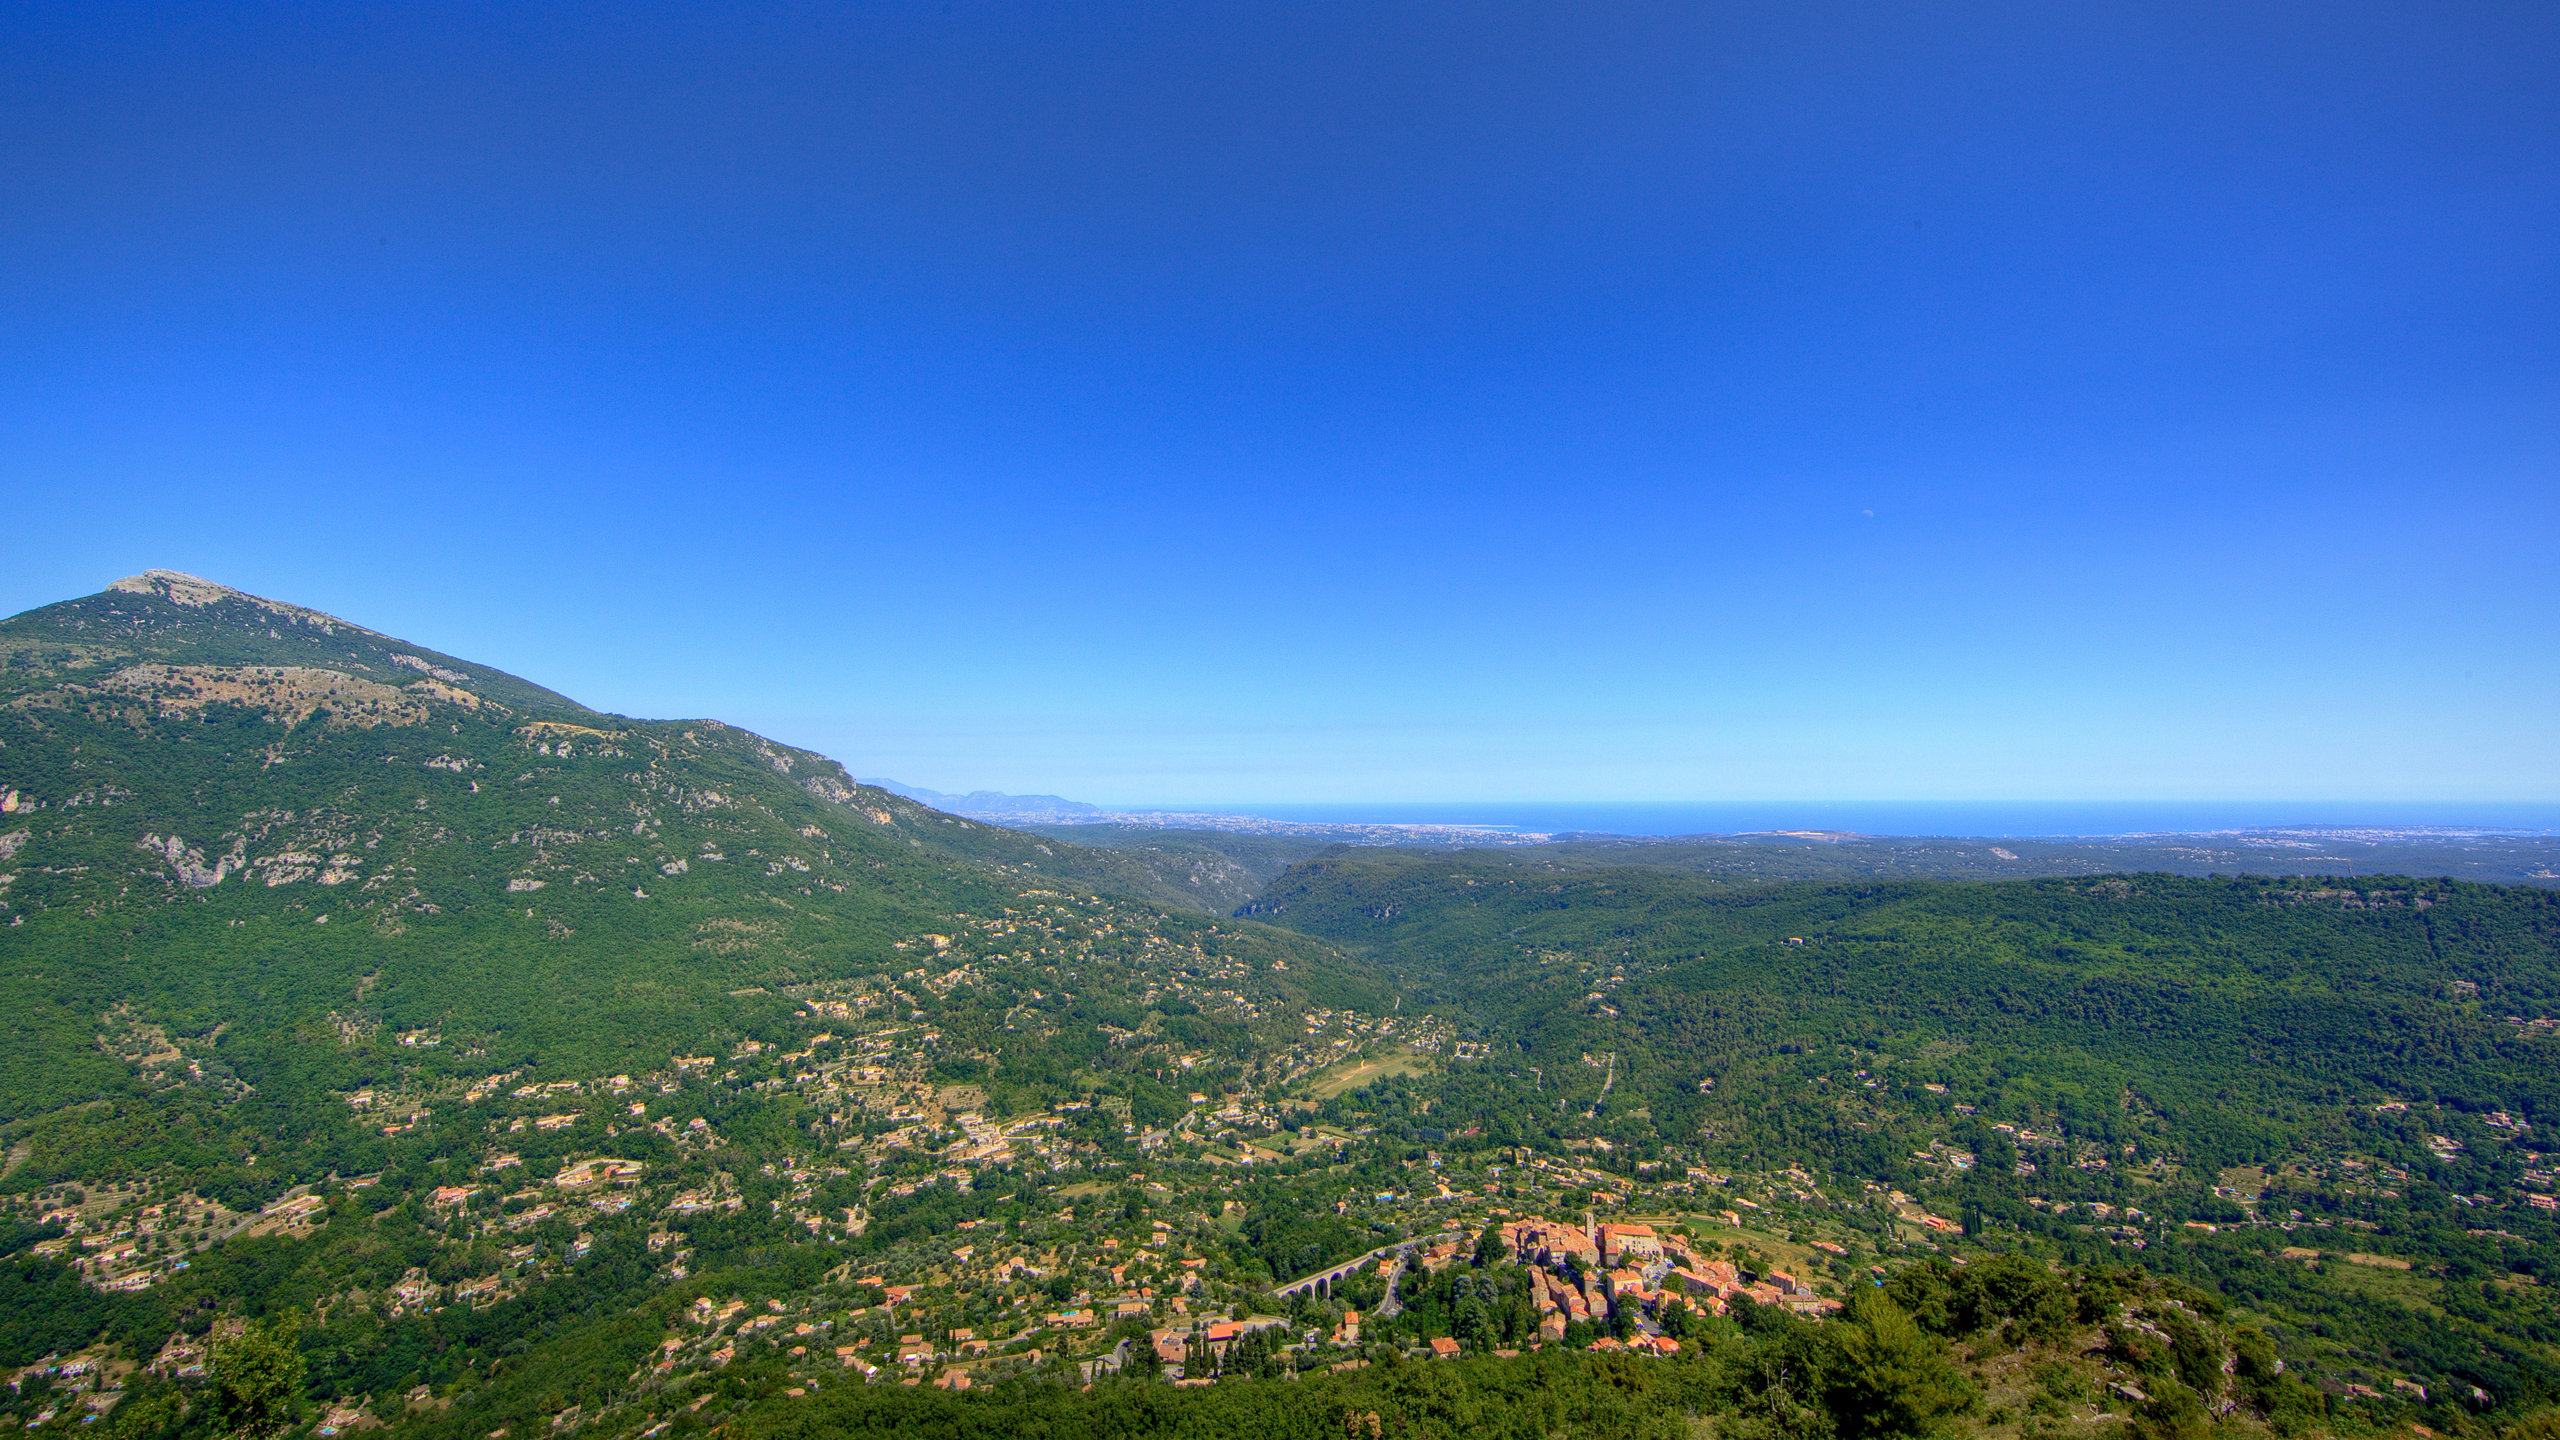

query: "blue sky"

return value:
[5, 0, 2554, 805]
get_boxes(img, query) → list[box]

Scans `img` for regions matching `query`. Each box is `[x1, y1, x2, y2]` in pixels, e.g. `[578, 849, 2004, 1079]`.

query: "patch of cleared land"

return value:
[1307, 1045, 1433, 1100]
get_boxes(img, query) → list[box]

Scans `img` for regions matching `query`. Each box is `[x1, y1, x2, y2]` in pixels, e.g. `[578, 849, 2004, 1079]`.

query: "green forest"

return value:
[4, 575, 2558, 1440]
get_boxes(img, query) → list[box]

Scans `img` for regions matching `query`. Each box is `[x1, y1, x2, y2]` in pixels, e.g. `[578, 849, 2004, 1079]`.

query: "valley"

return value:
[1, 574, 2555, 1440]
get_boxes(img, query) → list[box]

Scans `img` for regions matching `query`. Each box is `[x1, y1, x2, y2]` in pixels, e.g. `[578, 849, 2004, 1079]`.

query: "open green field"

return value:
[1305, 1045, 1434, 1099]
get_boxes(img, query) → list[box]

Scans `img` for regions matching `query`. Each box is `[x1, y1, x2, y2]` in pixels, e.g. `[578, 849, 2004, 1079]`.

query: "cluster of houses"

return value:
[1502, 1217, 1839, 1337]
[6, 1353, 132, 1427]
[20, 1185, 256, 1295]
[1141, 1316, 1296, 1380]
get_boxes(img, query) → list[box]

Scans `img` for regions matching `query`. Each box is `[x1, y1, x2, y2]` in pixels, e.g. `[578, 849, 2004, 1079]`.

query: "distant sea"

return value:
[1167, 801, 2560, 839]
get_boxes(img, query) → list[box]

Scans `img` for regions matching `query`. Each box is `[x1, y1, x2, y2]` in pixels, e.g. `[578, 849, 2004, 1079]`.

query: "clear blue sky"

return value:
[5, 1, 2554, 804]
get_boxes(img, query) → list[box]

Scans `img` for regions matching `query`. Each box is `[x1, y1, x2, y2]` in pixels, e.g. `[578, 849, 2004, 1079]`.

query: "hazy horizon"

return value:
[861, 785, 2560, 838]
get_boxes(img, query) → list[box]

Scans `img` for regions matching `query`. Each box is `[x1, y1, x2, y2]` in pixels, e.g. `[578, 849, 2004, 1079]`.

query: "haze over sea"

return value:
[1172, 801, 2560, 839]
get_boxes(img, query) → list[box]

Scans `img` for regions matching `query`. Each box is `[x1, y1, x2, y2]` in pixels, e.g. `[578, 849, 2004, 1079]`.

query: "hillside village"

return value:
[21, 982, 2539, 1435]
[5, 974, 1919, 1433]
[12, 878, 2559, 1438]
[4, 578, 2558, 1440]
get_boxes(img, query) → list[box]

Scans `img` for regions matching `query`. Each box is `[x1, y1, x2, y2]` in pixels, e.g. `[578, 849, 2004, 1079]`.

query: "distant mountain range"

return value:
[856, 780, 1104, 820]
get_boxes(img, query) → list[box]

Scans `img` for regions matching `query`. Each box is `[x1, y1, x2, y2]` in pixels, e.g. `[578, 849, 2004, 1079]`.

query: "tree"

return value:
[210, 1312, 306, 1440]
[1821, 1290, 1975, 1440]
[1123, 1335, 1163, 1382]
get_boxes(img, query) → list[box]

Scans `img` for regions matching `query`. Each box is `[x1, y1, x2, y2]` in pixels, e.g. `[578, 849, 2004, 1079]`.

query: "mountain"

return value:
[6, 573, 2560, 1440]
[858, 781, 1103, 821]
[0, 570, 1384, 1137]
[2, 570, 594, 717]
[849, 783, 1334, 906]
[1014, 824, 1338, 913]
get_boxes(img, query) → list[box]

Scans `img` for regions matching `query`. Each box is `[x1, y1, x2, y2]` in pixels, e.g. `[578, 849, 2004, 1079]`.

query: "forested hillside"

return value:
[0, 574, 1685, 1440]
[0, 574, 1413, 1435]
[6, 574, 2558, 1440]
[1238, 848, 2560, 1420]
[1013, 826, 1337, 914]
[1239, 850, 2560, 1162]
[0, 573, 1372, 1139]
